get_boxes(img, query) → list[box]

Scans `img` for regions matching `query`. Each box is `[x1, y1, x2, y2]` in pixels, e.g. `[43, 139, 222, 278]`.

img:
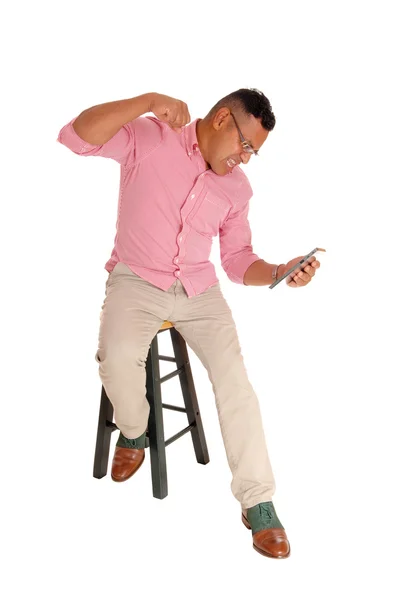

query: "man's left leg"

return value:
[171, 281, 290, 558]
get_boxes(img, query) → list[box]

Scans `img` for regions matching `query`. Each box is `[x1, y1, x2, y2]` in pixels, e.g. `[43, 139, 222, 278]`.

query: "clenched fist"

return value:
[148, 93, 191, 132]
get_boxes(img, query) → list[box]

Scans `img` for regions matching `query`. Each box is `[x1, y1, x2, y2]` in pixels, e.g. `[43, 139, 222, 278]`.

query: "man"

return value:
[57, 88, 321, 559]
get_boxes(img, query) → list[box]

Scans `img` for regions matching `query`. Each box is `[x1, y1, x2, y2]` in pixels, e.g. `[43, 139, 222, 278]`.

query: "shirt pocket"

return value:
[187, 192, 230, 238]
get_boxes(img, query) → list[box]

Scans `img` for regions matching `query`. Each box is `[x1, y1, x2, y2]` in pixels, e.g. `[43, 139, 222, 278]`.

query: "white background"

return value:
[2, 0, 399, 598]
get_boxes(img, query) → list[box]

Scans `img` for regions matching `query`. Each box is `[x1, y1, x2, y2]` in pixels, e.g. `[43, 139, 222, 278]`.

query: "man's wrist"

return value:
[243, 260, 287, 286]
[144, 92, 157, 113]
[272, 263, 286, 283]
[277, 263, 287, 280]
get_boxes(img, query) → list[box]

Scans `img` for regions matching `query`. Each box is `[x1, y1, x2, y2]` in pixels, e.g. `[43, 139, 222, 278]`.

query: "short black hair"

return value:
[208, 88, 276, 131]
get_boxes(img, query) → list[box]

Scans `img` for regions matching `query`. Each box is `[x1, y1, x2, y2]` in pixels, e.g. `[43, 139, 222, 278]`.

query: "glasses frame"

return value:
[230, 112, 259, 156]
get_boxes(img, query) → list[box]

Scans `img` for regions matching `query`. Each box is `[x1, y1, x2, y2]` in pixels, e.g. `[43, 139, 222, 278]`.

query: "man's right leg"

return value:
[94, 263, 173, 481]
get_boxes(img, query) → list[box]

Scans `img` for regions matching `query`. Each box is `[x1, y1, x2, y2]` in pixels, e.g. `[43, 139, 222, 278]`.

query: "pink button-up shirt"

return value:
[57, 115, 261, 297]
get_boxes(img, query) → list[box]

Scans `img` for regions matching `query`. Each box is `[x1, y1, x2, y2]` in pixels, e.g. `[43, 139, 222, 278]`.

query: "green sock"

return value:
[246, 502, 284, 534]
[116, 431, 147, 449]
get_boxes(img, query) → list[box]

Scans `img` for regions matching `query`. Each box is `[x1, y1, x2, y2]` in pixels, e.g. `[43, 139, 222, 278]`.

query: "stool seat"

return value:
[159, 321, 173, 331]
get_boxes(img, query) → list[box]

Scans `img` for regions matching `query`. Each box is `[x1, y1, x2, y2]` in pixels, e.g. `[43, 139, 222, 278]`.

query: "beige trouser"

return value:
[95, 262, 276, 509]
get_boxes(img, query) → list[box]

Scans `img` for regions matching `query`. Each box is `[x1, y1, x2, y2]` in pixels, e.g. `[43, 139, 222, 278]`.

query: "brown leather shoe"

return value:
[111, 446, 145, 482]
[242, 512, 291, 559]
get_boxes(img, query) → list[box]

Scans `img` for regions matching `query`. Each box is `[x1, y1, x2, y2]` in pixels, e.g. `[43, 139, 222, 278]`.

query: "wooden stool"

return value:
[93, 322, 210, 499]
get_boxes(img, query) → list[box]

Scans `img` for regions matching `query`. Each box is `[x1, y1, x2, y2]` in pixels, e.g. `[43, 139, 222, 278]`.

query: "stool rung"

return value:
[159, 367, 184, 384]
[162, 403, 187, 413]
[165, 423, 195, 447]
[158, 355, 176, 363]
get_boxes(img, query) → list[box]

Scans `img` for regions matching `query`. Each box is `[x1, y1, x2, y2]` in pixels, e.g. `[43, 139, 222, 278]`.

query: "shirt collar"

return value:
[184, 118, 209, 171]
[184, 118, 202, 155]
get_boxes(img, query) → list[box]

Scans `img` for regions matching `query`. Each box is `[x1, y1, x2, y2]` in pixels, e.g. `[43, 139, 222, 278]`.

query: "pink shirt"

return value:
[57, 115, 261, 297]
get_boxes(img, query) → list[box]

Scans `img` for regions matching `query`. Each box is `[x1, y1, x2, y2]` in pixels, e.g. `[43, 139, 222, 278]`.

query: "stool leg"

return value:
[93, 386, 114, 478]
[170, 328, 210, 465]
[146, 336, 168, 499]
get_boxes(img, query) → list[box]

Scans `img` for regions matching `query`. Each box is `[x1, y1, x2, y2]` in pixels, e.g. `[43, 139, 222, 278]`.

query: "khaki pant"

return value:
[95, 262, 276, 509]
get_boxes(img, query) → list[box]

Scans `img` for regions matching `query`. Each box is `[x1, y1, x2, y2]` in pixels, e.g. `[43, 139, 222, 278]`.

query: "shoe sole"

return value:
[111, 452, 145, 483]
[241, 514, 291, 559]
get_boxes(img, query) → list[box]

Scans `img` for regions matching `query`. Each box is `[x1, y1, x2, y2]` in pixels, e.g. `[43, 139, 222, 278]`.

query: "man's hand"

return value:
[283, 255, 321, 288]
[148, 93, 191, 132]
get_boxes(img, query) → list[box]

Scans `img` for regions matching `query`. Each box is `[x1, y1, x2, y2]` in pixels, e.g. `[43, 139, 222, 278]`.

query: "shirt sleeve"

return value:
[56, 115, 163, 167]
[219, 197, 261, 284]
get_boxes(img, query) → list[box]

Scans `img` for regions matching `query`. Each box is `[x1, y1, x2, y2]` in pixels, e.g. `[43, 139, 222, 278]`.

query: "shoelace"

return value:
[259, 503, 274, 521]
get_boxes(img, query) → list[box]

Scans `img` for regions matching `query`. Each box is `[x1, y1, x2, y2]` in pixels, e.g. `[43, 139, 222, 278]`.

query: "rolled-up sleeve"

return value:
[56, 115, 163, 167]
[219, 198, 261, 284]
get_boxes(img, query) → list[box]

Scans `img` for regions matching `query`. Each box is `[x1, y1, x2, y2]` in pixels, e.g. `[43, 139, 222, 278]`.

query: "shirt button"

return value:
[191, 194, 195, 199]
[188, 152, 192, 156]
[179, 235, 183, 242]
[175, 258, 179, 264]
[175, 270, 181, 277]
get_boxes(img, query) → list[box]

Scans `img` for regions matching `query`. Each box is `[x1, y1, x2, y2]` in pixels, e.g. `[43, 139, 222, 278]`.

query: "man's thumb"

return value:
[168, 124, 182, 134]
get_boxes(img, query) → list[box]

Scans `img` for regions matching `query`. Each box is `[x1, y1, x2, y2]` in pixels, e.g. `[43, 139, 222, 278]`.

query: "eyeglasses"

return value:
[230, 112, 259, 156]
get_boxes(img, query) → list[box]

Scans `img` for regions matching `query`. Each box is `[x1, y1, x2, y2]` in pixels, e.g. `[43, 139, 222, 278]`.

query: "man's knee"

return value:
[96, 341, 148, 375]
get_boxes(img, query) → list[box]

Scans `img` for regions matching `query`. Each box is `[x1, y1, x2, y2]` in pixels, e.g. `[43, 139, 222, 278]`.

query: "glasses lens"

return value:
[242, 143, 254, 154]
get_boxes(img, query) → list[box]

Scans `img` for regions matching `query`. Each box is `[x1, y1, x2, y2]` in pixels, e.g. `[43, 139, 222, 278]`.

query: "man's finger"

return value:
[168, 112, 179, 125]
[304, 266, 315, 277]
[170, 116, 185, 129]
[295, 270, 309, 281]
[287, 279, 299, 287]
[294, 272, 309, 285]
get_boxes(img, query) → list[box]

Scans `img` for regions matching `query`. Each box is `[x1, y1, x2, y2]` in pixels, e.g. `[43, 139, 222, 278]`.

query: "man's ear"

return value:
[213, 108, 230, 131]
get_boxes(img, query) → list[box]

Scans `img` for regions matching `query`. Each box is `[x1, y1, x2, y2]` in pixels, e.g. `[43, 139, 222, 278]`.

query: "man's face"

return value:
[207, 108, 269, 176]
